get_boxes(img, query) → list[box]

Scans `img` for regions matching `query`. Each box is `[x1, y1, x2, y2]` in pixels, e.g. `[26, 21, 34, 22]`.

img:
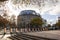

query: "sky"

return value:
[0, 0, 60, 24]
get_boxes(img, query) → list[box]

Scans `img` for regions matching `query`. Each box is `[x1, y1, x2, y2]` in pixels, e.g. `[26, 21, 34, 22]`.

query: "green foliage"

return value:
[48, 24, 51, 27]
[56, 20, 60, 26]
[30, 18, 44, 27]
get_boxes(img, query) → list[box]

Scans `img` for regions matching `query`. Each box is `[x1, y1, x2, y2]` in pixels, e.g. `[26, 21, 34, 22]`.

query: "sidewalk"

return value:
[0, 34, 11, 40]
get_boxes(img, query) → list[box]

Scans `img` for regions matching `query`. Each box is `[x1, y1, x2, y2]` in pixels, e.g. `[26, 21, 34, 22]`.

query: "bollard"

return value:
[4, 27, 6, 33]
[16, 28, 19, 32]
[19, 28, 21, 32]
[34, 28, 35, 32]
[32, 28, 34, 32]
[20, 28, 22, 32]
[28, 28, 30, 32]
[10, 28, 13, 35]
[29, 28, 30, 32]
[37, 28, 39, 31]
[10, 28, 12, 33]
[25, 28, 27, 32]
[23, 28, 25, 32]
[21, 28, 23, 32]
[35, 28, 36, 31]
[27, 28, 29, 32]
[22, 28, 23, 32]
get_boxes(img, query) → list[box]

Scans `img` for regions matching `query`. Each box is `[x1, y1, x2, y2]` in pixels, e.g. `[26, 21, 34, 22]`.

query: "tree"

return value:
[0, 0, 7, 2]
[0, 15, 9, 33]
[0, 15, 7, 27]
[30, 17, 44, 28]
[10, 15, 16, 26]
[56, 20, 60, 29]
[48, 24, 51, 27]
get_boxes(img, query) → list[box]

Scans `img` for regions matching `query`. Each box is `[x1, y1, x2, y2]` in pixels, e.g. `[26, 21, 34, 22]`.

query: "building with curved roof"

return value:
[20, 10, 36, 15]
[20, 10, 40, 16]
[17, 10, 42, 28]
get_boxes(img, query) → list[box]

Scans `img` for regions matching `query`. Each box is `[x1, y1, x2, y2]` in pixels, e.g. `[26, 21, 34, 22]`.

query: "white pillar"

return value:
[32, 28, 34, 32]
[16, 28, 19, 32]
[10, 28, 12, 33]
[4, 27, 6, 33]
[38, 28, 39, 31]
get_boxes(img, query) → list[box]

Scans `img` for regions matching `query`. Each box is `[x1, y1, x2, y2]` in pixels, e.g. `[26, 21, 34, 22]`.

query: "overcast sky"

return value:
[0, 0, 60, 24]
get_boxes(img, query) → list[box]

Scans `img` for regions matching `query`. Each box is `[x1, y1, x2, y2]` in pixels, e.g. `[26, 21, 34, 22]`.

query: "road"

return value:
[23, 30, 60, 40]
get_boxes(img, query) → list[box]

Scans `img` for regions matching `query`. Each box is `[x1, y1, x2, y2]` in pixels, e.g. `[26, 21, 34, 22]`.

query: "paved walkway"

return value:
[23, 30, 60, 40]
[0, 34, 11, 40]
[0, 30, 60, 40]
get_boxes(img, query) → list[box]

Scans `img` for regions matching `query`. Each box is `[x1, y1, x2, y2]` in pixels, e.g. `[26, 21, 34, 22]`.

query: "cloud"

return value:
[41, 3, 60, 15]
[0, 0, 60, 24]
[2, 0, 60, 16]
[49, 4, 60, 15]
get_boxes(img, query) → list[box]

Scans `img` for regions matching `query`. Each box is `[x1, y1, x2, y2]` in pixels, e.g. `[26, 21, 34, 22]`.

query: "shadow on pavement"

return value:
[0, 33, 6, 39]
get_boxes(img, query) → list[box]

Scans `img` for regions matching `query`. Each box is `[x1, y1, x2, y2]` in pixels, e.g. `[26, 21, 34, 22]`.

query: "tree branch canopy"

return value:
[0, 0, 7, 2]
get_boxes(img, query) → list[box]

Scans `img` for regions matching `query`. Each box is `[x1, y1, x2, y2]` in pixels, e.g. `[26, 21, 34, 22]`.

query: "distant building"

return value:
[17, 10, 42, 28]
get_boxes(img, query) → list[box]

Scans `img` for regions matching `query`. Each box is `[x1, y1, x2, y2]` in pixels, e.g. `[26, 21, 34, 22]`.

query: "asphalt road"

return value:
[23, 30, 60, 40]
